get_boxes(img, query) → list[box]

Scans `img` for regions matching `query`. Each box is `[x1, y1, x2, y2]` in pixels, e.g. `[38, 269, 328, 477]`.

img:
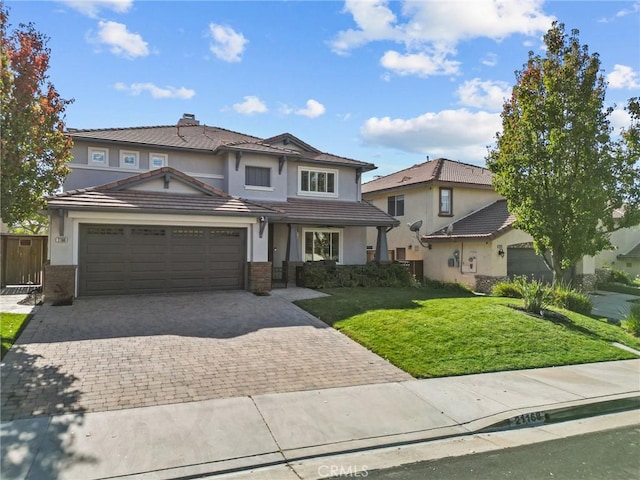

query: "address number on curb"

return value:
[509, 411, 546, 427]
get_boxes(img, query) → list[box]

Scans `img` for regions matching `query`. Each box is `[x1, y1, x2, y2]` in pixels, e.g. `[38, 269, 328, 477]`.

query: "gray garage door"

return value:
[507, 247, 553, 284]
[79, 224, 246, 296]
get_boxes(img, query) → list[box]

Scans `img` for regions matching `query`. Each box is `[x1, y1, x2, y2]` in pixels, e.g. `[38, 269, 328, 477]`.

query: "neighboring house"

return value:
[594, 209, 640, 278]
[44, 114, 397, 300]
[362, 158, 595, 292]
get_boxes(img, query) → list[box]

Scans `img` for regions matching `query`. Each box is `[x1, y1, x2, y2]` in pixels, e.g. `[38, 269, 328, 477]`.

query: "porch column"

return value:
[286, 224, 301, 262]
[374, 226, 389, 262]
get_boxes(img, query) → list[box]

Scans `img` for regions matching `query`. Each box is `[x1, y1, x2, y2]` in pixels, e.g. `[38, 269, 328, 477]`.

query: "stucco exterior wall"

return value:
[65, 141, 226, 191]
[226, 152, 288, 201]
[363, 184, 501, 261]
[594, 225, 640, 277]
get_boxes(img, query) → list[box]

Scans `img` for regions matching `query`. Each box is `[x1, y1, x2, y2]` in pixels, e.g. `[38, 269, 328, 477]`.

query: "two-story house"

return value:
[44, 114, 397, 300]
[362, 158, 596, 292]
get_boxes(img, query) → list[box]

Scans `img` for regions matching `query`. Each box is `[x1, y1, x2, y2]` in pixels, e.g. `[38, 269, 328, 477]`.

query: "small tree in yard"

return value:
[486, 21, 640, 284]
[0, 5, 73, 227]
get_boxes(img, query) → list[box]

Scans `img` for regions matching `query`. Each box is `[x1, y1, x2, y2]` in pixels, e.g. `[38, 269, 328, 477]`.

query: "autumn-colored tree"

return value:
[486, 22, 639, 283]
[1, 5, 73, 227]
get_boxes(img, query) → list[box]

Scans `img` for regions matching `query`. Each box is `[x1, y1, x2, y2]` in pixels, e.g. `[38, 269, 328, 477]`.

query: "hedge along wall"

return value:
[302, 262, 414, 289]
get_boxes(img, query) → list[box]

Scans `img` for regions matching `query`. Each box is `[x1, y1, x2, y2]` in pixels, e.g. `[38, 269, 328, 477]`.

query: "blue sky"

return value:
[5, 1, 640, 180]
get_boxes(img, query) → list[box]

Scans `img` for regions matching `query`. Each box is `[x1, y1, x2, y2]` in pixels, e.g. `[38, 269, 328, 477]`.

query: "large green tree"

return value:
[486, 21, 639, 283]
[1, 5, 73, 227]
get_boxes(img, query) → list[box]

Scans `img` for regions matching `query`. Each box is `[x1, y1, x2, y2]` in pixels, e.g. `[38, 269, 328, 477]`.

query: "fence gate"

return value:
[1, 235, 48, 287]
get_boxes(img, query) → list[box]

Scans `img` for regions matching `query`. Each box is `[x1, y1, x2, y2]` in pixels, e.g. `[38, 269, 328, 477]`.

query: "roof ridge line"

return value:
[363, 158, 437, 185]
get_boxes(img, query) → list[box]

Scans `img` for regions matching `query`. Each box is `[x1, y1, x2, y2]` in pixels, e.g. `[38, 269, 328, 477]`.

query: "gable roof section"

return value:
[362, 158, 493, 194]
[423, 199, 516, 241]
[68, 124, 375, 170]
[618, 242, 640, 260]
[47, 167, 281, 217]
[261, 198, 399, 227]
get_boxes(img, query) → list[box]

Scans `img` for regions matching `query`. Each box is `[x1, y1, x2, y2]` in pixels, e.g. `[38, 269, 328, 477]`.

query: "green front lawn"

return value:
[1, 313, 30, 359]
[296, 287, 640, 378]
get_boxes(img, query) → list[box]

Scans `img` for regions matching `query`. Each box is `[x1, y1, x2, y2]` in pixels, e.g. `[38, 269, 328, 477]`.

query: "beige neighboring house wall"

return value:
[595, 224, 640, 278]
[364, 158, 596, 291]
[364, 159, 500, 261]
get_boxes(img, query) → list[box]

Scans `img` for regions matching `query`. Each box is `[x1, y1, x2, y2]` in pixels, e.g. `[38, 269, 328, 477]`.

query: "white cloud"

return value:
[295, 99, 326, 118]
[610, 105, 632, 132]
[332, 0, 553, 79]
[481, 52, 498, 67]
[233, 96, 267, 115]
[95, 21, 149, 58]
[380, 49, 460, 77]
[331, 0, 400, 54]
[60, 0, 132, 18]
[607, 64, 640, 89]
[281, 99, 326, 118]
[333, 0, 554, 52]
[114, 82, 195, 99]
[208, 23, 247, 62]
[598, 2, 640, 23]
[360, 109, 501, 164]
[456, 78, 511, 111]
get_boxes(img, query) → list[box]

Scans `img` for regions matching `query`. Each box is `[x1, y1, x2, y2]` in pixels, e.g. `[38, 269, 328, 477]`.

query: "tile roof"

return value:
[68, 122, 375, 170]
[362, 158, 493, 194]
[618, 242, 640, 259]
[46, 167, 393, 225]
[262, 198, 399, 227]
[423, 199, 516, 241]
[47, 167, 281, 216]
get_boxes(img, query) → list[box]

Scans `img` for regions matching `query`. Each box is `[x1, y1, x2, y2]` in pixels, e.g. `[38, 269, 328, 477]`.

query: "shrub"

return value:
[491, 280, 523, 298]
[423, 278, 473, 294]
[609, 269, 632, 285]
[552, 290, 593, 315]
[550, 280, 593, 315]
[302, 262, 413, 289]
[514, 277, 551, 314]
[622, 303, 640, 337]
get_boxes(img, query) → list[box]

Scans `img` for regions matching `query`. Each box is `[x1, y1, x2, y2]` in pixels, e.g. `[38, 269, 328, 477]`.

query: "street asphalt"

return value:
[0, 289, 639, 480]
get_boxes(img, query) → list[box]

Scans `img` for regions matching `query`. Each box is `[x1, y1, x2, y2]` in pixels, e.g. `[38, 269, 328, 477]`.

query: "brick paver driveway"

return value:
[1, 290, 410, 420]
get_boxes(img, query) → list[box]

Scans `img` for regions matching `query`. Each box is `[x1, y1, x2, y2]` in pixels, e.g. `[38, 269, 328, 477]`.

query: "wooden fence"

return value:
[1, 235, 48, 287]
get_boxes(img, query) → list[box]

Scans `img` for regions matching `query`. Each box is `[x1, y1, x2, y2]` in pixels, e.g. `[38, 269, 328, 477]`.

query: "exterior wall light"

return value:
[497, 245, 505, 257]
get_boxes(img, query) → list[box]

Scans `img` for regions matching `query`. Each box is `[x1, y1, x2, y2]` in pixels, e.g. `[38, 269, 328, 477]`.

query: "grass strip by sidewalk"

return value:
[1, 313, 31, 359]
[296, 287, 640, 378]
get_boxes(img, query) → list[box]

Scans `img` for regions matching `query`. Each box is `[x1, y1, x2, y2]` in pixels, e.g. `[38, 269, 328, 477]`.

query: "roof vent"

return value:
[178, 113, 200, 126]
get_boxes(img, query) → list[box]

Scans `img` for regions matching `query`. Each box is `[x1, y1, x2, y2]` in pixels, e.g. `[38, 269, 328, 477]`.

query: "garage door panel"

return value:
[79, 224, 245, 296]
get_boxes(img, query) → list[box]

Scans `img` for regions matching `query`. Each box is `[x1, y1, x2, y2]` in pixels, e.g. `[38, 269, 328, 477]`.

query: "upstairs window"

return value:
[299, 167, 337, 196]
[387, 194, 404, 216]
[88, 147, 108, 166]
[120, 150, 139, 168]
[150, 153, 168, 169]
[439, 187, 453, 216]
[245, 166, 271, 188]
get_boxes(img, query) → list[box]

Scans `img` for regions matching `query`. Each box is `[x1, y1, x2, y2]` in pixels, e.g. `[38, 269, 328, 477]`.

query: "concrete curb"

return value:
[112, 393, 640, 479]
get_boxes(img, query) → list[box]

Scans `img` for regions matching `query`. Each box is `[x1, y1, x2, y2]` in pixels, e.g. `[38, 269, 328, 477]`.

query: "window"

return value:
[299, 167, 337, 196]
[387, 195, 404, 216]
[88, 147, 108, 166]
[439, 188, 453, 216]
[304, 230, 341, 262]
[245, 166, 271, 188]
[120, 150, 139, 168]
[150, 153, 168, 169]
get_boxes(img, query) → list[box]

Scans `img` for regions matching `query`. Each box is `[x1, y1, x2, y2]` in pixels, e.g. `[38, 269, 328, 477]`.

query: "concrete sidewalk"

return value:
[2, 359, 638, 480]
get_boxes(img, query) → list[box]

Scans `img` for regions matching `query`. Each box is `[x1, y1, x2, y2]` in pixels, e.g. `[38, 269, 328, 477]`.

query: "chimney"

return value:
[177, 113, 199, 126]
